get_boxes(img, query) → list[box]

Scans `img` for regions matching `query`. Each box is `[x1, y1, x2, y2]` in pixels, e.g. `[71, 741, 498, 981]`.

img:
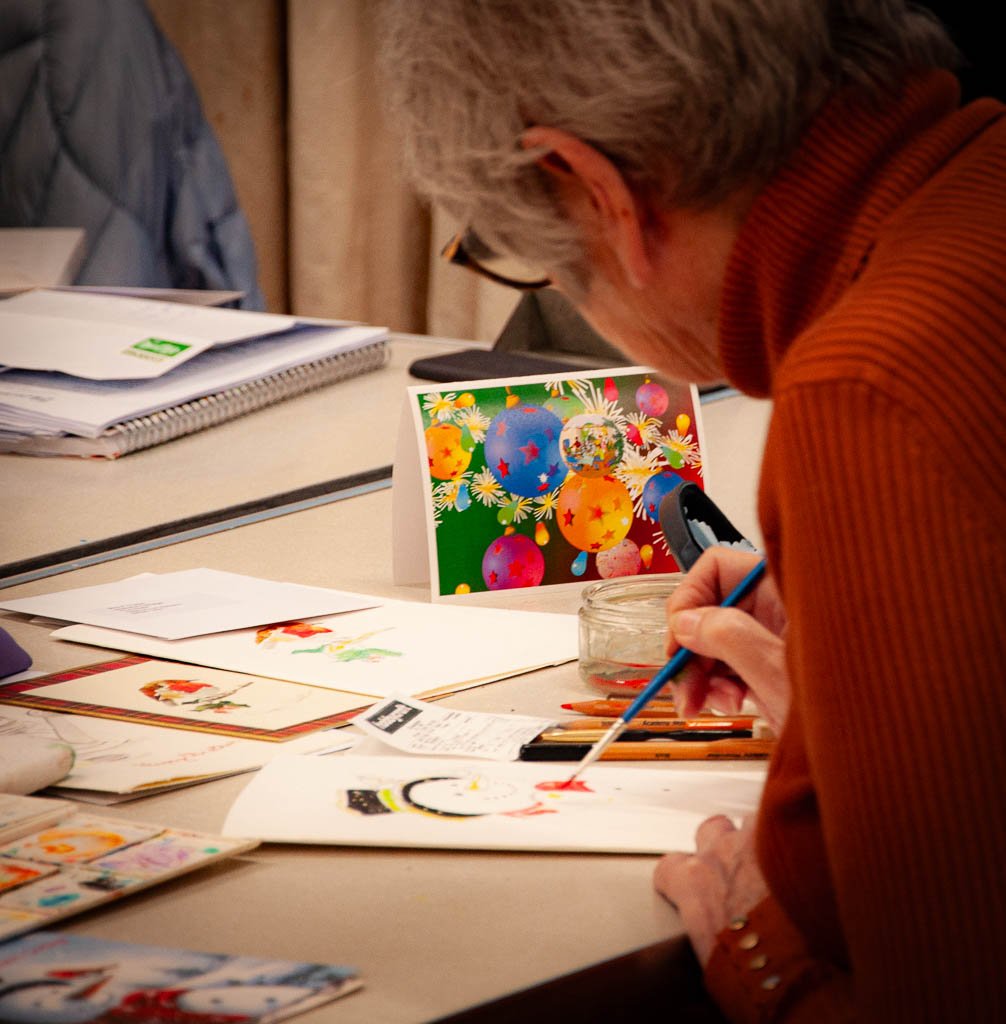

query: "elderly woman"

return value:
[379, 2, 1006, 1019]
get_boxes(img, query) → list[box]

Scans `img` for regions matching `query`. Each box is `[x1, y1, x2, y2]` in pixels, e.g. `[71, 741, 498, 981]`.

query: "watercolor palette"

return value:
[0, 795, 257, 940]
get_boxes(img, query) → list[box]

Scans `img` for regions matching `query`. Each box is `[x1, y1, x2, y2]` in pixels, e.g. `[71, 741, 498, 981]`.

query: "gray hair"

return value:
[379, 1, 955, 284]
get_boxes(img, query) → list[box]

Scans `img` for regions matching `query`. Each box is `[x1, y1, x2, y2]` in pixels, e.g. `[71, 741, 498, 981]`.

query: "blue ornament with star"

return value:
[641, 470, 684, 522]
[484, 403, 565, 498]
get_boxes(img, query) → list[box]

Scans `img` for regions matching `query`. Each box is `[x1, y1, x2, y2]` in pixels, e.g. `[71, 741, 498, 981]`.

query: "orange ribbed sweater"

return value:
[708, 72, 1006, 1021]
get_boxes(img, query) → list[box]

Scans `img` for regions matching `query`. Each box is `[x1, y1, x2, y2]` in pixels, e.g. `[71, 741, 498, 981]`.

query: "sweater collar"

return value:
[717, 71, 1000, 397]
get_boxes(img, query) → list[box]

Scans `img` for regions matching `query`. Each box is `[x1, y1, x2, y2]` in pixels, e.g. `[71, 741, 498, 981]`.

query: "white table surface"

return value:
[0, 334, 467, 569]
[0, 341, 770, 1022]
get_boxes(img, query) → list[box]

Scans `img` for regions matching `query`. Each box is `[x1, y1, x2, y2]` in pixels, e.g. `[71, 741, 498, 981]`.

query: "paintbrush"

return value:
[562, 558, 768, 786]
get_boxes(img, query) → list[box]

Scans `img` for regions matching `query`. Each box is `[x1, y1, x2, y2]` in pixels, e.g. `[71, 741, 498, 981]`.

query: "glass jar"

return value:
[577, 573, 684, 696]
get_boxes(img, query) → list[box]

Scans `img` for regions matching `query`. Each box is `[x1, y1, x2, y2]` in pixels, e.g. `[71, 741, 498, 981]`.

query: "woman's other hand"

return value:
[654, 814, 767, 965]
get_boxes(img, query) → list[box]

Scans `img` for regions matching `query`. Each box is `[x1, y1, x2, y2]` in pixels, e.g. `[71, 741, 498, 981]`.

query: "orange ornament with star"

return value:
[426, 422, 473, 480]
[556, 474, 633, 553]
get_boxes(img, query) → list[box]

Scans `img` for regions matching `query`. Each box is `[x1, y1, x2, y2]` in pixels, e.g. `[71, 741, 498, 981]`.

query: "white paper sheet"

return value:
[0, 570, 379, 639]
[0, 289, 298, 379]
[51, 597, 578, 698]
[223, 754, 766, 854]
[0, 705, 355, 794]
[352, 696, 553, 761]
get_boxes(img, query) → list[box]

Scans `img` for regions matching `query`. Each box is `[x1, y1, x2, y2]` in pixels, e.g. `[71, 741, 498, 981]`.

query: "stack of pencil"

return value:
[518, 699, 775, 761]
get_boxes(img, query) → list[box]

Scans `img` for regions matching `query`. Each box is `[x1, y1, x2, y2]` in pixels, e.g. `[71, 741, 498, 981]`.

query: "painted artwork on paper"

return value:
[255, 621, 335, 647]
[256, 621, 402, 663]
[223, 754, 765, 854]
[413, 370, 703, 596]
[91, 830, 247, 877]
[0, 859, 56, 894]
[139, 678, 252, 714]
[0, 658, 366, 739]
[0, 931, 360, 1023]
[288, 628, 402, 664]
[0, 866, 134, 915]
[48, 600, 579, 697]
[345, 772, 595, 819]
[0, 818, 161, 865]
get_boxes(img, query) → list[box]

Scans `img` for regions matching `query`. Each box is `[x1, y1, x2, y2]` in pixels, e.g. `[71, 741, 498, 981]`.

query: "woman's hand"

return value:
[653, 815, 767, 965]
[667, 548, 789, 734]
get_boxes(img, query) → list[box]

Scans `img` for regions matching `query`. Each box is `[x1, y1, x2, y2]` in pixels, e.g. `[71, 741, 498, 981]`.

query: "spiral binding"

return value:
[103, 339, 389, 456]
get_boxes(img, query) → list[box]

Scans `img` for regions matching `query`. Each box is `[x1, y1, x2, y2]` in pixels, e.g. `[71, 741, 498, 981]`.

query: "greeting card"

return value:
[0, 931, 360, 1022]
[392, 367, 703, 598]
[0, 657, 365, 740]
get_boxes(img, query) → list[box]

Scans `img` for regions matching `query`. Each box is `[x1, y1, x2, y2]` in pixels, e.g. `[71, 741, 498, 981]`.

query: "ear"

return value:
[521, 125, 653, 289]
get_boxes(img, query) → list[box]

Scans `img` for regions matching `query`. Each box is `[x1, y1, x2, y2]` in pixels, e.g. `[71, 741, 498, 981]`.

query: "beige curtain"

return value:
[148, 0, 518, 342]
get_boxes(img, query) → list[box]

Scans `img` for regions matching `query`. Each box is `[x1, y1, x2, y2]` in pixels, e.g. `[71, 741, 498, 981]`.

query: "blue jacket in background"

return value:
[0, 0, 265, 309]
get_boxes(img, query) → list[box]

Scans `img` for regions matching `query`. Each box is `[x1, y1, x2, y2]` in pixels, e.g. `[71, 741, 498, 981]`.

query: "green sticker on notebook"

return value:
[131, 338, 192, 357]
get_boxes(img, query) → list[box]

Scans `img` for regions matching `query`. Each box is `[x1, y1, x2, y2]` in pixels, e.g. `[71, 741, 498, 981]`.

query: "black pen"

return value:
[520, 737, 775, 762]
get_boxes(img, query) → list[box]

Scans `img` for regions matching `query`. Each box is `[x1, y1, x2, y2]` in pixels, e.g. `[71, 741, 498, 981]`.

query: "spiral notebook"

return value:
[0, 325, 388, 459]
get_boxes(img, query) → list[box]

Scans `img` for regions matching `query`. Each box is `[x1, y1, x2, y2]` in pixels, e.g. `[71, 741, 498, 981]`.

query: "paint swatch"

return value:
[0, 797, 258, 940]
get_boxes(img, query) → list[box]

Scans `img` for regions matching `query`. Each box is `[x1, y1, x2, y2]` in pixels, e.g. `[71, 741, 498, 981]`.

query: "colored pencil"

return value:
[540, 729, 753, 745]
[555, 715, 758, 732]
[562, 699, 687, 717]
[537, 728, 752, 743]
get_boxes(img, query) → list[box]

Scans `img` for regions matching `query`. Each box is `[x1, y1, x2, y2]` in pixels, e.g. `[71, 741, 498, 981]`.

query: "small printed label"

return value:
[127, 337, 192, 358]
[366, 700, 421, 734]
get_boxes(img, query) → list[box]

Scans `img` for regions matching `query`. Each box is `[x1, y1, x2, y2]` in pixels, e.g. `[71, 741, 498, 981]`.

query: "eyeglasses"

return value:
[441, 229, 550, 290]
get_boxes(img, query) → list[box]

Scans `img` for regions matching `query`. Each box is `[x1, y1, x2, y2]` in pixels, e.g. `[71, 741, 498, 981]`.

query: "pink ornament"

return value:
[596, 538, 643, 578]
[482, 533, 545, 590]
[636, 380, 669, 418]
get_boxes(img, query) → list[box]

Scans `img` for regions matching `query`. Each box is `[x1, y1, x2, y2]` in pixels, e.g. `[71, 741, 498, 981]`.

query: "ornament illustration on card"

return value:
[392, 367, 704, 598]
